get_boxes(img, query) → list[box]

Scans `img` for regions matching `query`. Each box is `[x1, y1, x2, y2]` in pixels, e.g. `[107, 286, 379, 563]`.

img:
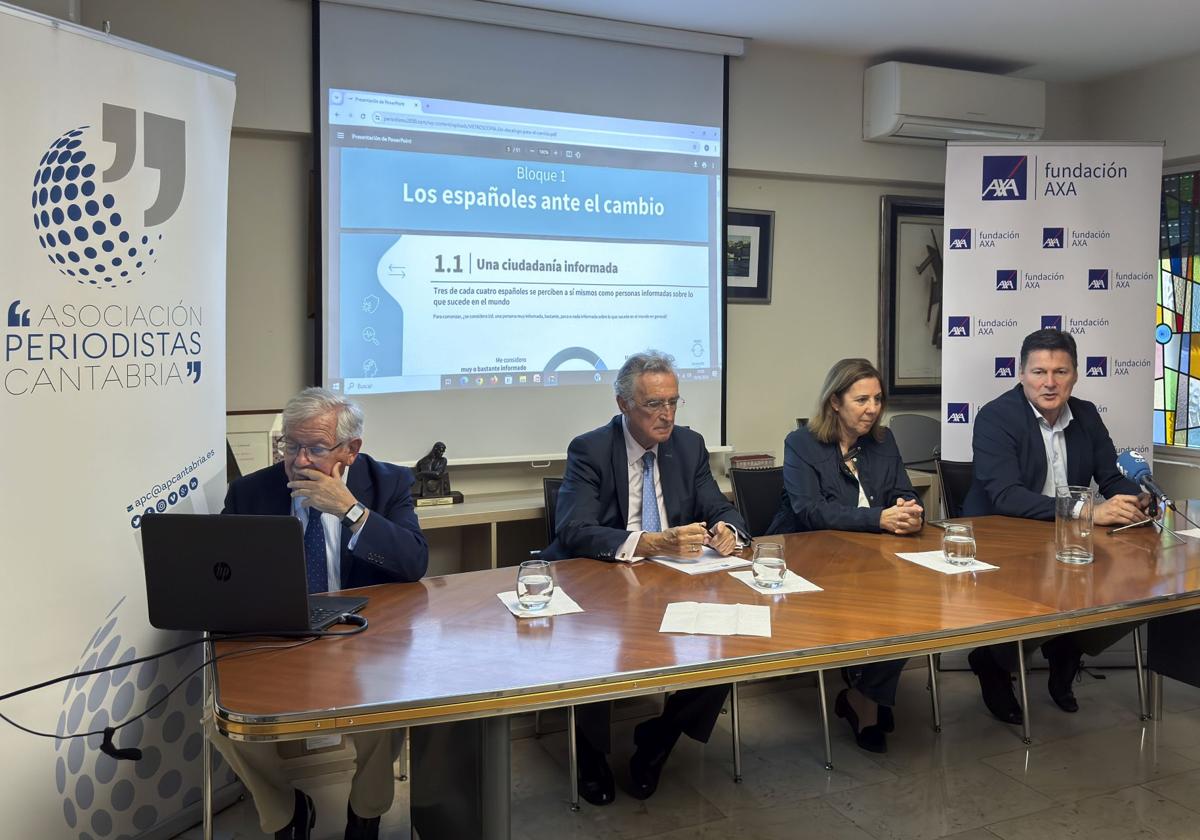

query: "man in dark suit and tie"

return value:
[212, 387, 427, 840]
[962, 329, 1147, 725]
[542, 350, 748, 806]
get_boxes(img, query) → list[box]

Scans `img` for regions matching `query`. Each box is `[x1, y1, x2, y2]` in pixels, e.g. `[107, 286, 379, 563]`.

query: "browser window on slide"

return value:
[324, 89, 724, 397]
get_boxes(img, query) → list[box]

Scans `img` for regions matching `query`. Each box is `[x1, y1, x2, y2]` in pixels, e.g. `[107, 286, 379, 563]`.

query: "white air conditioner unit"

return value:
[863, 61, 1045, 145]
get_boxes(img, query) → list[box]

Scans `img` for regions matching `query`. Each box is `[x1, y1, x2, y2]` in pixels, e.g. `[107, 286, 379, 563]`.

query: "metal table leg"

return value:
[1152, 670, 1164, 721]
[1016, 643, 1032, 745]
[567, 706, 579, 812]
[927, 654, 942, 733]
[817, 671, 833, 770]
[1133, 626, 1149, 720]
[730, 683, 743, 783]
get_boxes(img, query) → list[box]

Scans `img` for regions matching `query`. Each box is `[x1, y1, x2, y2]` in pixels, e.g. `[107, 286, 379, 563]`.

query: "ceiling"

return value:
[492, 0, 1200, 82]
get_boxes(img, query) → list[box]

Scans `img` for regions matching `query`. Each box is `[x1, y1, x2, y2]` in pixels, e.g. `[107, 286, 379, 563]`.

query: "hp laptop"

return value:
[140, 513, 368, 633]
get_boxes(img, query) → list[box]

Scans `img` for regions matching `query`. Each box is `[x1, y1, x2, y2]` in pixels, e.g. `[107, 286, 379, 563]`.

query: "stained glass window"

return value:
[1156, 171, 1200, 446]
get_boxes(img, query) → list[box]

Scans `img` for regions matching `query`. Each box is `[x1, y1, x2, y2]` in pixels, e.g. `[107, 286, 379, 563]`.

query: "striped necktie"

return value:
[641, 451, 661, 532]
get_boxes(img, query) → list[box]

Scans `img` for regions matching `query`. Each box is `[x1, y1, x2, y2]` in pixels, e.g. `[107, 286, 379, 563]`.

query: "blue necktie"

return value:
[303, 507, 328, 594]
[641, 451, 661, 533]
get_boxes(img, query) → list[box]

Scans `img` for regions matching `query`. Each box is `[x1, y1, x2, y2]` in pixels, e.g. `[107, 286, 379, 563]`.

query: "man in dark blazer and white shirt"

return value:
[962, 329, 1147, 725]
[213, 387, 427, 840]
[543, 350, 748, 806]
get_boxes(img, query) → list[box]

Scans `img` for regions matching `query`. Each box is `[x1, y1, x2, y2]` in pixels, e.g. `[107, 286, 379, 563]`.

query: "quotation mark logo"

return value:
[7, 300, 30, 327]
[186, 361, 202, 383]
[32, 104, 185, 289]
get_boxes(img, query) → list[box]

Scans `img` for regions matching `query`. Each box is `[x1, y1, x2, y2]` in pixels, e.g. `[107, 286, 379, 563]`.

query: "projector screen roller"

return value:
[318, 3, 728, 462]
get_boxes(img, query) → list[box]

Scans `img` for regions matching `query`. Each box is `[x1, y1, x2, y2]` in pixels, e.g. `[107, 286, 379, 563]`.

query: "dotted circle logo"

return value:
[31, 126, 161, 289]
[55, 601, 236, 839]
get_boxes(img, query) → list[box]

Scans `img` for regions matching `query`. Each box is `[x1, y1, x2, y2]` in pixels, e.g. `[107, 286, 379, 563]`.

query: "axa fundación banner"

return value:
[0, 7, 235, 838]
[941, 144, 1162, 464]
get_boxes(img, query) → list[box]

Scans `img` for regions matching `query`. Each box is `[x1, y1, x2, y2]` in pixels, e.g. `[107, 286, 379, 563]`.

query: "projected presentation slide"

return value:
[324, 89, 723, 395]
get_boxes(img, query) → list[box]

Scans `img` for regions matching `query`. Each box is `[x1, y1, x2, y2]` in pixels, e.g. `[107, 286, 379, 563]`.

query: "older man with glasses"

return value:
[212, 386, 427, 840]
[542, 350, 748, 806]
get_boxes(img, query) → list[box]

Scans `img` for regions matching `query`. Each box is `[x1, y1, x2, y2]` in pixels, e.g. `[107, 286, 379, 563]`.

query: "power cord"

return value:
[0, 616, 369, 759]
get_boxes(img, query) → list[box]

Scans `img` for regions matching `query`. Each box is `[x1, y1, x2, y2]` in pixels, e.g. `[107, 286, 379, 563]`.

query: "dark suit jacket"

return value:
[541, 416, 747, 562]
[962, 384, 1139, 520]
[222, 452, 428, 587]
[766, 425, 919, 534]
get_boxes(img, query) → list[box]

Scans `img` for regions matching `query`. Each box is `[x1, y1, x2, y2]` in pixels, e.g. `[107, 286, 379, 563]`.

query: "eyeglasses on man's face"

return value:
[282, 439, 347, 459]
[636, 397, 684, 414]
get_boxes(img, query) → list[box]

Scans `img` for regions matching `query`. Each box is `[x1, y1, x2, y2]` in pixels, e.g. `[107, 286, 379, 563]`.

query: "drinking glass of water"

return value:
[751, 542, 787, 589]
[516, 559, 554, 611]
[942, 523, 977, 566]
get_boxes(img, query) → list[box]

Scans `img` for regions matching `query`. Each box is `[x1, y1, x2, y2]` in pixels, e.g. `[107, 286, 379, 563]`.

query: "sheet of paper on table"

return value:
[650, 545, 752, 575]
[895, 550, 998, 575]
[496, 588, 584, 618]
[659, 601, 771, 637]
[728, 569, 823, 594]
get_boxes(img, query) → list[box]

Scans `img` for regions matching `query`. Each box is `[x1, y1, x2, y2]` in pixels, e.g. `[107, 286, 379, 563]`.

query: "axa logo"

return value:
[1086, 356, 1107, 377]
[995, 270, 1017, 291]
[948, 228, 971, 250]
[982, 155, 1028, 201]
[31, 103, 185, 290]
[1042, 315, 1062, 330]
[947, 316, 970, 337]
[947, 403, 971, 423]
[994, 357, 1015, 378]
[7, 300, 30, 327]
[1043, 227, 1064, 248]
[1088, 269, 1109, 290]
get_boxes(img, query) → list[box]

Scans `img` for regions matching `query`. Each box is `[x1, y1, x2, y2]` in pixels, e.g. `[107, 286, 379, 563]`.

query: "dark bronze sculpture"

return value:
[412, 441, 461, 504]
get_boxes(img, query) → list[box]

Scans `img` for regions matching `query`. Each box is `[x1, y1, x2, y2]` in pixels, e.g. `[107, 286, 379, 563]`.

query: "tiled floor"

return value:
[178, 666, 1200, 839]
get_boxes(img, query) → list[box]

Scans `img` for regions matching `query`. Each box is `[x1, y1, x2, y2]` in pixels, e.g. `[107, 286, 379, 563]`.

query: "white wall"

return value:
[725, 175, 941, 456]
[727, 44, 946, 183]
[1084, 53, 1200, 165]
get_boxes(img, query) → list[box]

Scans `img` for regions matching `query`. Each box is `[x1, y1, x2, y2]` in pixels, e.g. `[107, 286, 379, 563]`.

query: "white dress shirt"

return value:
[290, 460, 362, 591]
[1032, 400, 1074, 498]
[616, 416, 669, 561]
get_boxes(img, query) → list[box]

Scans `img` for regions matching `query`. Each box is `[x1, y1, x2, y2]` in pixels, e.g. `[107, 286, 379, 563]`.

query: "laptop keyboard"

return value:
[309, 605, 341, 628]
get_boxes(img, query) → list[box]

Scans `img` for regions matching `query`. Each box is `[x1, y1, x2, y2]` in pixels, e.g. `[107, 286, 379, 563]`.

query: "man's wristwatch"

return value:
[342, 502, 367, 528]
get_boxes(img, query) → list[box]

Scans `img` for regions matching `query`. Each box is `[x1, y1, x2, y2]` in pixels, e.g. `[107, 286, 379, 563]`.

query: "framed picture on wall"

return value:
[726, 208, 774, 304]
[878, 195, 943, 403]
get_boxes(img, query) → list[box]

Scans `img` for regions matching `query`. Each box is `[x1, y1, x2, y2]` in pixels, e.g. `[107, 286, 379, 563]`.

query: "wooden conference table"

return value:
[210, 513, 1200, 837]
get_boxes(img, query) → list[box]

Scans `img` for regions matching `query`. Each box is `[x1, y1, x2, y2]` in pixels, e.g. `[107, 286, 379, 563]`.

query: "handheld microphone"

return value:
[1116, 450, 1168, 501]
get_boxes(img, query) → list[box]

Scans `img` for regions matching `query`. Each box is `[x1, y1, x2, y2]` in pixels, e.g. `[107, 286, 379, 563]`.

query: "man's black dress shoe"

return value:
[1043, 639, 1082, 713]
[345, 801, 381, 840]
[834, 689, 886, 753]
[576, 741, 615, 806]
[967, 647, 1024, 725]
[276, 790, 315, 840]
[629, 719, 679, 800]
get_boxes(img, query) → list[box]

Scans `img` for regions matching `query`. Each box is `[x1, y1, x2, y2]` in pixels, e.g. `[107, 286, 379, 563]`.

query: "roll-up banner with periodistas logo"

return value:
[0, 5, 235, 837]
[941, 143, 1161, 465]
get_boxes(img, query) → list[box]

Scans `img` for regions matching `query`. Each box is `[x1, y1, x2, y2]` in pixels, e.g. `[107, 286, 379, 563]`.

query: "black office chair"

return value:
[542, 476, 563, 544]
[889, 413, 940, 471]
[934, 459, 974, 519]
[729, 467, 784, 538]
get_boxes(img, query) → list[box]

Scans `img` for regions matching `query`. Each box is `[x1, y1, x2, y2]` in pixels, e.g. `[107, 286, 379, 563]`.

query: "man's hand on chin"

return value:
[288, 464, 357, 515]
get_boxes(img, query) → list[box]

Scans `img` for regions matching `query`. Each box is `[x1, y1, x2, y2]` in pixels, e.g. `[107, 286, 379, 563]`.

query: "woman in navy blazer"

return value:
[767, 358, 923, 753]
